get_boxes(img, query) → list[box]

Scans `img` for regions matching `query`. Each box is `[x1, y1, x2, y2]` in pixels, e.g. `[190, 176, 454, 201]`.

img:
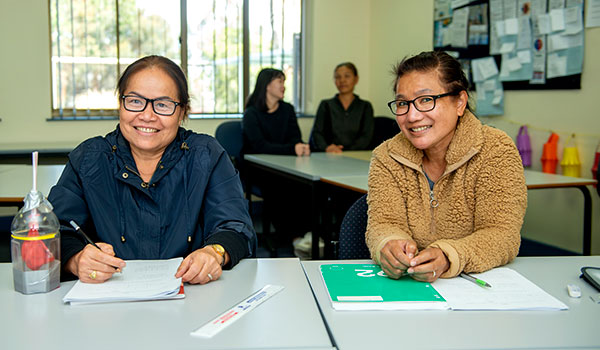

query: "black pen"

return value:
[69, 220, 121, 272]
[69, 220, 101, 250]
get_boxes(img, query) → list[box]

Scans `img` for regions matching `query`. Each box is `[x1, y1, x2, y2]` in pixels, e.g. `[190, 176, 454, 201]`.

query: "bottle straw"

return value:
[32, 151, 38, 192]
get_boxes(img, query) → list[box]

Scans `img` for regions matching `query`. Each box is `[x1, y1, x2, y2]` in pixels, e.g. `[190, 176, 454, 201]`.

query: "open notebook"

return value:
[320, 264, 567, 311]
[63, 258, 184, 305]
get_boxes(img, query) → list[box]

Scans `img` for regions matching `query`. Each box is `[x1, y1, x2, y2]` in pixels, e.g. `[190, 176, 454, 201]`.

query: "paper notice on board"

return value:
[564, 6, 583, 34]
[585, 0, 600, 28]
[550, 9, 566, 31]
[499, 42, 516, 53]
[547, 53, 567, 78]
[530, 36, 547, 84]
[503, 0, 518, 19]
[450, 7, 469, 47]
[535, 14, 552, 34]
[472, 57, 499, 81]
[504, 18, 519, 34]
[517, 50, 532, 63]
[490, 0, 504, 54]
[516, 16, 532, 49]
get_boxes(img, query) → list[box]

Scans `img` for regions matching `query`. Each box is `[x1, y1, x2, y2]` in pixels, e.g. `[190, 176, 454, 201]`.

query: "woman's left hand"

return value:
[175, 246, 223, 284]
[406, 247, 449, 282]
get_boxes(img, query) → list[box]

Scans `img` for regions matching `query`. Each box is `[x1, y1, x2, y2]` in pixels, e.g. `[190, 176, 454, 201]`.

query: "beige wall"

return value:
[1, 0, 599, 253]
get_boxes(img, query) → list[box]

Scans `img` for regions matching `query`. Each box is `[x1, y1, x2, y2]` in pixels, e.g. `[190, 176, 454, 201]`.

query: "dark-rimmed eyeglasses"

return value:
[387, 91, 458, 116]
[121, 95, 181, 116]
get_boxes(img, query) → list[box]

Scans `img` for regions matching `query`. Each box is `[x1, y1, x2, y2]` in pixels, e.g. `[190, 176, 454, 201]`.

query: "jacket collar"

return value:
[387, 110, 484, 173]
[109, 125, 189, 183]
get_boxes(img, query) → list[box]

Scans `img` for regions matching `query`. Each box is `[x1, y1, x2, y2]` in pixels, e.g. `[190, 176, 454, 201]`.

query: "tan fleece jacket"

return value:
[366, 111, 527, 278]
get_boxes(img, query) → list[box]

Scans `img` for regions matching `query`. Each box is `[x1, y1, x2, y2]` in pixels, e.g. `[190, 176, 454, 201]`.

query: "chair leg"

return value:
[262, 200, 278, 258]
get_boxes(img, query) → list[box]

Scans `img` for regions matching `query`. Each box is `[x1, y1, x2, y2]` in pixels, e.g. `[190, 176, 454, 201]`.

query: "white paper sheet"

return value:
[585, 0, 600, 28]
[433, 268, 568, 310]
[63, 258, 184, 304]
[550, 8, 566, 31]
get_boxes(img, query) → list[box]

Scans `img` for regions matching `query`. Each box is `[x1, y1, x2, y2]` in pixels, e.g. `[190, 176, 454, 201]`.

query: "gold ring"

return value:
[89, 270, 97, 280]
[432, 270, 436, 278]
[207, 273, 213, 281]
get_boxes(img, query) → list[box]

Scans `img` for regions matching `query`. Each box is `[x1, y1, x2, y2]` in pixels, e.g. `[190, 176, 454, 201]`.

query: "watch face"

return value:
[213, 244, 225, 255]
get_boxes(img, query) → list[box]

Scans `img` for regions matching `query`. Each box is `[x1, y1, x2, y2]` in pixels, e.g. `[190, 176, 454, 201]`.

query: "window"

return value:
[49, 0, 303, 119]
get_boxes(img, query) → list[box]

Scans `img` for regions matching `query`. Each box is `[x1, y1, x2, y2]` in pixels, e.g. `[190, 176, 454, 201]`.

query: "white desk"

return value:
[318, 154, 597, 255]
[303, 256, 600, 350]
[1, 258, 334, 350]
[244, 153, 370, 258]
[0, 164, 65, 207]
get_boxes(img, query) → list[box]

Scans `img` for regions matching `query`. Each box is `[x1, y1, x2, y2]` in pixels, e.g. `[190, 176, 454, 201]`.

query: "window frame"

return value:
[48, 0, 304, 120]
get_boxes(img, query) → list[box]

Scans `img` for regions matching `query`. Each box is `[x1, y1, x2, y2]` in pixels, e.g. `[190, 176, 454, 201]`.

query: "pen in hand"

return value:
[69, 220, 122, 272]
[460, 272, 492, 288]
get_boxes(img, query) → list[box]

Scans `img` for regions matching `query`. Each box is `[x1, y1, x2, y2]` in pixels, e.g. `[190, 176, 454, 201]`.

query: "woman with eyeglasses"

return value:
[49, 55, 256, 284]
[310, 62, 374, 153]
[366, 51, 526, 282]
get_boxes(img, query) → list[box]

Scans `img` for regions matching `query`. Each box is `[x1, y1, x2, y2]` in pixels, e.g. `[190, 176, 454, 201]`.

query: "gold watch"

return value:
[211, 244, 226, 266]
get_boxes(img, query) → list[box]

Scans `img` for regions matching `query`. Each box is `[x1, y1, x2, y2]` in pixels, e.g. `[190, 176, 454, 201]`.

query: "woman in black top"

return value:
[242, 68, 311, 251]
[311, 62, 374, 153]
[243, 68, 310, 156]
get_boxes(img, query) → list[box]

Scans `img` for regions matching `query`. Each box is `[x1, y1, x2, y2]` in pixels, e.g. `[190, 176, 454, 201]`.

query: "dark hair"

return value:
[117, 55, 190, 121]
[245, 68, 285, 112]
[392, 51, 471, 112]
[335, 62, 358, 76]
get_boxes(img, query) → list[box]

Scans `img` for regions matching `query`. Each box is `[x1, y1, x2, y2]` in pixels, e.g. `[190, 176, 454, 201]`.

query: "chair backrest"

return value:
[215, 121, 243, 166]
[369, 116, 400, 149]
[338, 194, 370, 259]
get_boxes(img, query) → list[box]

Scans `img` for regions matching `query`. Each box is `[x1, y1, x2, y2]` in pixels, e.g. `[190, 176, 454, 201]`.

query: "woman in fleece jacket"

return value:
[366, 51, 527, 282]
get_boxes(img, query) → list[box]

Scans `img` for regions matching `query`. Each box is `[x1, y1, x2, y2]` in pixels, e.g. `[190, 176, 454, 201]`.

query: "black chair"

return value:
[338, 194, 371, 259]
[369, 116, 400, 149]
[0, 216, 13, 262]
[215, 120, 277, 256]
[215, 120, 244, 167]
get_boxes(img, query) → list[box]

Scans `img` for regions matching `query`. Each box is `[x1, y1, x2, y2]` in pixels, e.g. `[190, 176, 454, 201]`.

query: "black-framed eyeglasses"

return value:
[387, 91, 459, 116]
[121, 95, 181, 116]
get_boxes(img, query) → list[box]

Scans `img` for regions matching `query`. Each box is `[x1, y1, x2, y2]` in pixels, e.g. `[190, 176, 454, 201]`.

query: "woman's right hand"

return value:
[294, 143, 310, 156]
[379, 239, 418, 279]
[325, 144, 344, 153]
[66, 243, 126, 283]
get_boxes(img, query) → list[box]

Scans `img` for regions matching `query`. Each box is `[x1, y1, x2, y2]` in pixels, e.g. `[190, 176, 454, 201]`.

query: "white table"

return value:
[319, 155, 597, 255]
[303, 256, 600, 350]
[0, 164, 65, 207]
[244, 153, 370, 258]
[1, 258, 334, 350]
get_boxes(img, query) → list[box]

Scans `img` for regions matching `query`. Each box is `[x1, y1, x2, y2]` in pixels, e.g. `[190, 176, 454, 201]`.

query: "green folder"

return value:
[320, 264, 448, 310]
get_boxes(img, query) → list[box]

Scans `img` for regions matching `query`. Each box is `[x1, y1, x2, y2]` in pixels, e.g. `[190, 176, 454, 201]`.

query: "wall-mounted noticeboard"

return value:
[433, 0, 584, 91]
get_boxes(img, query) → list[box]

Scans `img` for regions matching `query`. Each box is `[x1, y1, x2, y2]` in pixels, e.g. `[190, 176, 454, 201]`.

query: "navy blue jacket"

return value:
[49, 126, 256, 274]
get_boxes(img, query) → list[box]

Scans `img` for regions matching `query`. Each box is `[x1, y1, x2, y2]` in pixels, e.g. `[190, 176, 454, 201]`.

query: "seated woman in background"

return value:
[366, 51, 527, 282]
[242, 68, 312, 256]
[311, 62, 374, 153]
[49, 55, 256, 284]
[242, 68, 310, 156]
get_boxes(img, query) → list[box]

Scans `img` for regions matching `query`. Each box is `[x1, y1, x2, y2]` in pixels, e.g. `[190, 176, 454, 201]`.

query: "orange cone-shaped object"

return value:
[541, 132, 559, 174]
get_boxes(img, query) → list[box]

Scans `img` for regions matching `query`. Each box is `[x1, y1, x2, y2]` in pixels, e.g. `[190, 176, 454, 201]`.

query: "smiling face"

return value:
[266, 76, 286, 102]
[334, 65, 358, 94]
[119, 67, 183, 158]
[394, 69, 467, 157]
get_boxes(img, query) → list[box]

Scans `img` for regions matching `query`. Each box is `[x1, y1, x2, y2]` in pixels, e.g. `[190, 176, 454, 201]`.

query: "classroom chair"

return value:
[369, 116, 400, 149]
[215, 120, 244, 168]
[214, 121, 277, 257]
[337, 194, 371, 259]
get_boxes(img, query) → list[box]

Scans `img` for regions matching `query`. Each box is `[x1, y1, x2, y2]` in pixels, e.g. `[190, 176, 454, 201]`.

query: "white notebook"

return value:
[63, 258, 184, 305]
[432, 267, 568, 310]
